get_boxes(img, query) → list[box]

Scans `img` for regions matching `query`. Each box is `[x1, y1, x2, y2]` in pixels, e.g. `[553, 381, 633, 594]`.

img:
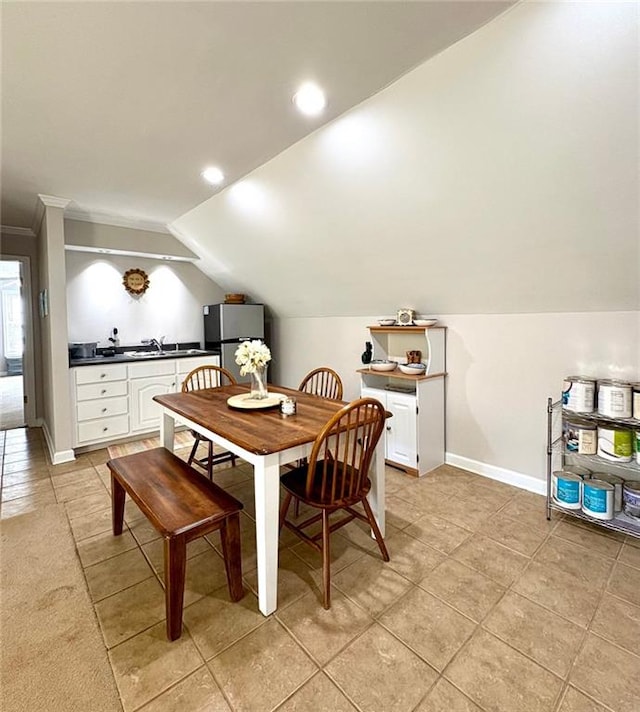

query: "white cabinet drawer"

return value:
[76, 380, 128, 401]
[77, 414, 129, 444]
[128, 360, 176, 379]
[75, 364, 127, 385]
[176, 355, 220, 375]
[77, 396, 129, 422]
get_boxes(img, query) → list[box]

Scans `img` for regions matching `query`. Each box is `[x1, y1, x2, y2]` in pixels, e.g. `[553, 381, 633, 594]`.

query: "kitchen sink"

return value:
[124, 349, 209, 358]
[125, 351, 166, 358]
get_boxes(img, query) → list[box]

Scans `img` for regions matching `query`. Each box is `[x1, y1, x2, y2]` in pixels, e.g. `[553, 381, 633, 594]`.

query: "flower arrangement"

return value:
[234, 339, 271, 376]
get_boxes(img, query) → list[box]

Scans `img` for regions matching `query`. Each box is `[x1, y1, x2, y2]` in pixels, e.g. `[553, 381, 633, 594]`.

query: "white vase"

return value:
[250, 365, 268, 400]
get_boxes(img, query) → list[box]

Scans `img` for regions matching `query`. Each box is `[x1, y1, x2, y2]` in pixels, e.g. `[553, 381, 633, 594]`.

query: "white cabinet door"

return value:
[385, 392, 418, 469]
[360, 387, 417, 468]
[361, 387, 389, 458]
[361, 386, 385, 404]
[130, 375, 176, 432]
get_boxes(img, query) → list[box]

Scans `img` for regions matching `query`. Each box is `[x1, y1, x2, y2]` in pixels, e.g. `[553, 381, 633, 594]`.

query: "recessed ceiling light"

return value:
[293, 82, 327, 116]
[201, 166, 225, 186]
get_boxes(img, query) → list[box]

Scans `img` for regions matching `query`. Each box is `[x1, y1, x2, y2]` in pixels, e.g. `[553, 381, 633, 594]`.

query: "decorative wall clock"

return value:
[396, 308, 415, 326]
[123, 268, 150, 296]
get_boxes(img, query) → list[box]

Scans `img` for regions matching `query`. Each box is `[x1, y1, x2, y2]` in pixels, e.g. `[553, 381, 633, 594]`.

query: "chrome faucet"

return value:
[142, 336, 165, 354]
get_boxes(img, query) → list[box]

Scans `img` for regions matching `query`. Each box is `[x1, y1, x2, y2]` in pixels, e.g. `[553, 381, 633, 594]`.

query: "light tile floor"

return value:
[1, 426, 639, 712]
[0, 375, 24, 430]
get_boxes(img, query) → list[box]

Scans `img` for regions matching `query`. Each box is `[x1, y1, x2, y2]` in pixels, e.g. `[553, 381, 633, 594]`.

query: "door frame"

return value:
[0, 255, 36, 427]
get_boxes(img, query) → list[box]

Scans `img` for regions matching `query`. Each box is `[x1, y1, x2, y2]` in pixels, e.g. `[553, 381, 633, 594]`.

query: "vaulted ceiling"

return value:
[1, 1, 514, 231]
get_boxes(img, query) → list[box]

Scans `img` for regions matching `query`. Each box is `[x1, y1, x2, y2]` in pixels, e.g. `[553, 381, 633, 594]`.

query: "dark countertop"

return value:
[69, 349, 220, 368]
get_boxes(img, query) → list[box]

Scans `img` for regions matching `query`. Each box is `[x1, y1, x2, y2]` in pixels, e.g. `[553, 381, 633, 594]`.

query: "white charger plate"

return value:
[227, 392, 286, 410]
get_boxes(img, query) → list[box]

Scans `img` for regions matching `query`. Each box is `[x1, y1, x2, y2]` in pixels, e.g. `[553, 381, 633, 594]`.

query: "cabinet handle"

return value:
[101, 389, 107, 395]
[100, 373, 106, 378]
[102, 427, 108, 432]
[101, 408, 107, 413]
[386, 425, 391, 431]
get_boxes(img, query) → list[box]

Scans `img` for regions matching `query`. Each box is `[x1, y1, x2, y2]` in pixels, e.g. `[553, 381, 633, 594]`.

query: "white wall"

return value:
[37, 201, 74, 462]
[65, 251, 225, 348]
[173, 1, 638, 318]
[172, 2, 639, 486]
[272, 311, 638, 486]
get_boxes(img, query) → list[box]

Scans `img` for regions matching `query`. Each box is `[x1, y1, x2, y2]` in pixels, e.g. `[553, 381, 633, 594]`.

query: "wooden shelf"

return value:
[357, 367, 446, 381]
[368, 325, 446, 333]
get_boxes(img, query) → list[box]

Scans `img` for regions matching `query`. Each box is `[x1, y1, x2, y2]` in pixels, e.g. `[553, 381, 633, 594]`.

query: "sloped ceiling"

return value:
[1, 0, 513, 230]
[172, 2, 638, 318]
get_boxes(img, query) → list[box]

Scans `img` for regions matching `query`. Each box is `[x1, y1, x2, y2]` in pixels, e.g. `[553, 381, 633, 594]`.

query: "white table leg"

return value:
[160, 411, 176, 452]
[367, 436, 386, 537]
[253, 454, 281, 615]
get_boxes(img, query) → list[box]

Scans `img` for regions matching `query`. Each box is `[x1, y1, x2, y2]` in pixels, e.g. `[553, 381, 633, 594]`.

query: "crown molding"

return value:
[65, 208, 170, 235]
[37, 194, 72, 209]
[1, 225, 36, 237]
[32, 194, 72, 234]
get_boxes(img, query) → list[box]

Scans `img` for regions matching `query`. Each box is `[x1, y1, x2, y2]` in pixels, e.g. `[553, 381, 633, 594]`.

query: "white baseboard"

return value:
[42, 421, 76, 465]
[445, 452, 546, 496]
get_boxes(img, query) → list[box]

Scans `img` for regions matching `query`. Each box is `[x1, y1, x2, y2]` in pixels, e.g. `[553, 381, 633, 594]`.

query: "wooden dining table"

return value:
[153, 383, 386, 616]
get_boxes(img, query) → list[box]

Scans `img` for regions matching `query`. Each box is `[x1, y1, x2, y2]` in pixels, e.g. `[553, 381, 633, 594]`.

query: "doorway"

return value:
[0, 258, 35, 430]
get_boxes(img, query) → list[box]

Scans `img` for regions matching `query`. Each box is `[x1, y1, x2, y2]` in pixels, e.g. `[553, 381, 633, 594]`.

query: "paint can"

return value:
[562, 465, 592, 479]
[582, 479, 614, 520]
[562, 376, 595, 413]
[552, 471, 582, 510]
[564, 418, 597, 455]
[597, 380, 632, 419]
[622, 482, 640, 520]
[597, 425, 633, 463]
[590, 473, 624, 512]
[633, 384, 640, 420]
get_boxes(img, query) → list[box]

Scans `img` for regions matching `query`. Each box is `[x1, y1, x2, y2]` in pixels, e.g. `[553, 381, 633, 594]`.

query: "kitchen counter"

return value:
[69, 348, 220, 367]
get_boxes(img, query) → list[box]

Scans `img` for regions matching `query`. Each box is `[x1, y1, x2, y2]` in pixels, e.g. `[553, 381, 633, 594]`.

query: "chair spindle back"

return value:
[305, 398, 385, 506]
[182, 365, 236, 392]
[298, 367, 343, 401]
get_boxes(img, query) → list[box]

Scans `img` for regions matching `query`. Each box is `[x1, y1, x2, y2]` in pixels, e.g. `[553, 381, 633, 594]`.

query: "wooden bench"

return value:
[107, 447, 244, 641]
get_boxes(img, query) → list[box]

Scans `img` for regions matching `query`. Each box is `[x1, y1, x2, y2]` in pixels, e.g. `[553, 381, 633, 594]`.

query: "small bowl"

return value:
[399, 363, 426, 375]
[370, 360, 397, 372]
[377, 318, 396, 326]
[413, 318, 437, 327]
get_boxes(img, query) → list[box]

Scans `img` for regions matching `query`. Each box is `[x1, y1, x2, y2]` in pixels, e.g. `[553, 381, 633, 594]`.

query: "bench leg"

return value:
[164, 536, 187, 641]
[111, 476, 126, 536]
[220, 513, 244, 602]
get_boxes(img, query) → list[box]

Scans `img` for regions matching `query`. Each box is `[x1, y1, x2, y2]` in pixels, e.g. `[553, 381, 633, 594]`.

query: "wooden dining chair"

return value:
[298, 367, 343, 401]
[181, 365, 237, 479]
[290, 367, 345, 515]
[280, 397, 389, 608]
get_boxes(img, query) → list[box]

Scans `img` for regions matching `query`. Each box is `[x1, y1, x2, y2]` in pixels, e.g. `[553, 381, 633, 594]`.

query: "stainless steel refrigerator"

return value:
[203, 303, 265, 383]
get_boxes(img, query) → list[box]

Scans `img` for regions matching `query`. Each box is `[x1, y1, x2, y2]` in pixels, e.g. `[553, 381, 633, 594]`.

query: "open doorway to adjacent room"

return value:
[0, 259, 32, 430]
